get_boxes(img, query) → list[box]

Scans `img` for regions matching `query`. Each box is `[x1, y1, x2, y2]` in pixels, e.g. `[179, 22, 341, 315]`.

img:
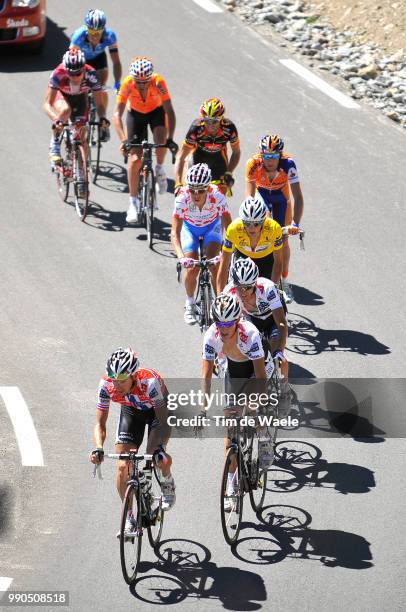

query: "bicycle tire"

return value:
[248, 428, 268, 513]
[220, 446, 243, 545]
[147, 465, 165, 548]
[55, 136, 70, 203]
[73, 143, 89, 221]
[92, 125, 102, 184]
[120, 483, 142, 586]
[146, 173, 155, 249]
[201, 284, 213, 332]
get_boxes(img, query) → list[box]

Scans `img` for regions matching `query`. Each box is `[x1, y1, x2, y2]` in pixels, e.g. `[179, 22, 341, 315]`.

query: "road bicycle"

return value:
[124, 140, 176, 248]
[94, 452, 164, 585]
[53, 120, 95, 221]
[177, 237, 220, 332]
[87, 87, 113, 184]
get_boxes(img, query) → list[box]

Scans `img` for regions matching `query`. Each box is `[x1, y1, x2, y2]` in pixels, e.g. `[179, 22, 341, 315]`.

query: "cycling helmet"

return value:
[106, 347, 139, 379]
[130, 56, 154, 80]
[239, 195, 267, 224]
[211, 294, 241, 323]
[84, 9, 106, 30]
[259, 133, 284, 154]
[231, 258, 259, 286]
[186, 163, 212, 188]
[199, 97, 225, 119]
[62, 49, 86, 73]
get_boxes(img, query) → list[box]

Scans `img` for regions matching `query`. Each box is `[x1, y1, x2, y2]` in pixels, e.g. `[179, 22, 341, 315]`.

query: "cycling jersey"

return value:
[97, 368, 166, 413]
[70, 26, 118, 60]
[183, 118, 239, 155]
[173, 185, 229, 227]
[223, 277, 282, 320]
[222, 218, 283, 259]
[117, 74, 170, 113]
[203, 320, 264, 361]
[49, 64, 102, 96]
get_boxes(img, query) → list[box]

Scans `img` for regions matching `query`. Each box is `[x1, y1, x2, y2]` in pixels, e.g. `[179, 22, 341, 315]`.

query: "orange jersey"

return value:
[245, 153, 299, 200]
[117, 73, 171, 113]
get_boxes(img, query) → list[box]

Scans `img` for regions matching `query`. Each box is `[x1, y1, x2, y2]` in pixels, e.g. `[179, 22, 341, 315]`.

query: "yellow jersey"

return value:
[222, 218, 283, 259]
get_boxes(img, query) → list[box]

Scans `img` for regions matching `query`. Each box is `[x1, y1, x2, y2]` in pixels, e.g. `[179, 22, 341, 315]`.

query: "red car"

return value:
[0, 0, 46, 52]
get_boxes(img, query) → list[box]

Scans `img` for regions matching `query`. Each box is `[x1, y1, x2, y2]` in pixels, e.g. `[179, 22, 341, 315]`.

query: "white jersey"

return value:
[173, 184, 229, 227]
[203, 319, 264, 361]
[223, 277, 282, 320]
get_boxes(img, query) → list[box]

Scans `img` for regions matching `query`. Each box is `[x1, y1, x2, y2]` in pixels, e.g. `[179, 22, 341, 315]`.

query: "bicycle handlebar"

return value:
[176, 255, 220, 282]
[281, 225, 305, 250]
[123, 140, 176, 165]
[92, 452, 154, 479]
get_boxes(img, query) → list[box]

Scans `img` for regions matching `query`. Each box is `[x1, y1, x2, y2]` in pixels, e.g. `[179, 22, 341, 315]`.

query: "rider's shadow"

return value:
[132, 539, 267, 610]
[92, 160, 128, 193]
[290, 285, 324, 306]
[82, 202, 127, 231]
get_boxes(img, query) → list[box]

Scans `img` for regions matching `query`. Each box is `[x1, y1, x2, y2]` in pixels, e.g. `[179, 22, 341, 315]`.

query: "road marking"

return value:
[0, 387, 44, 467]
[192, 0, 223, 13]
[280, 59, 360, 109]
[0, 577, 13, 591]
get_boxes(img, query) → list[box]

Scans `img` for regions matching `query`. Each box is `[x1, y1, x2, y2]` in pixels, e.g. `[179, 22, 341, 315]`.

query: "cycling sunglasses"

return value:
[134, 78, 151, 85]
[262, 152, 280, 160]
[189, 187, 208, 194]
[68, 69, 84, 77]
[87, 27, 104, 35]
[203, 118, 221, 125]
[243, 221, 262, 228]
[236, 284, 255, 291]
[215, 320, 237, 328]
[108, 372, 131, 382]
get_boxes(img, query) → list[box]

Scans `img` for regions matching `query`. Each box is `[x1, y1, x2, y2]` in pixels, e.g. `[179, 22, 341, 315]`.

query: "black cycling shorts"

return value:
[61, 92, 88, 121]
[115, 405, 159, 447]
[192, 149, 227, 181]
[234, 250, 274, 281]
[88, 51, 108, 71]
[126, 106, 166, 144]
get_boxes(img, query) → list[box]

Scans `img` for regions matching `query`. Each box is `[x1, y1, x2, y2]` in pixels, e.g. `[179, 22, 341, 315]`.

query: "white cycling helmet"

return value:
[211, 294, 241, 323]
[239, 195, 267, 224]
[84, 9, 106, 30]
[231, 258, 259, 286]
[106, 347, 139, 379]
[186, 163, 212, 188]
[62, 49, 86, 73]
[129, 56, 153, 80]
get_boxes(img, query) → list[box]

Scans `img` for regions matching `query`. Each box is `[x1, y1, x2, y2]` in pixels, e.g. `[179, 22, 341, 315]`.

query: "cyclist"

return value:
[245, 134, 304, 303]
[174, 97, 240, 195]
[171, 163, 232, 325]
[217, 195, 283, 293]
[43, 49, 109, 187]
[70, 9, 122, 114]
[223, 258, 289, 381]
[89, 347, 176, 535]
[112, 56, 178, 223]
[201, 294, 275, 502]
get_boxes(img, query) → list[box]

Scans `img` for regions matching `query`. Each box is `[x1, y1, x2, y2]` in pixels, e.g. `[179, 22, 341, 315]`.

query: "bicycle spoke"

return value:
[220, 448, 243, 545]
[120, 484, 142, 585]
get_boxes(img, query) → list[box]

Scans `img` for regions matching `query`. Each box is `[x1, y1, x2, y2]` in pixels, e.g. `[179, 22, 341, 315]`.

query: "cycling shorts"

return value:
[57, 91, 89, 121]
[88, 51, 108, 71]
[257, 186, 292, 227]
[181, 218, 222, 254]
[126, 106, 166, 144]
[192, 149, 227, 181]
[115, 405, 159, 447]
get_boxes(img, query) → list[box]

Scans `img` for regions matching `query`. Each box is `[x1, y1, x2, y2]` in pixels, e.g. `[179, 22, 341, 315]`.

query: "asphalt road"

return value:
[0, 0, 405, 610]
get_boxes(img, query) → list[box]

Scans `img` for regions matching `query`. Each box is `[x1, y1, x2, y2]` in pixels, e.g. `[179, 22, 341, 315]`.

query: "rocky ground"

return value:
[218, 0, 406, 128]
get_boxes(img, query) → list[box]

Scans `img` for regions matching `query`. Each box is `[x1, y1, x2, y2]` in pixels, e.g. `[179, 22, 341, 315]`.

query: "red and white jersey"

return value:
[223, 277, 282, 320]
[49, 63, 102, 96]
[97, 368, 167, 413]
[173, 184, 229, 227]
[202, 320, 264, 361]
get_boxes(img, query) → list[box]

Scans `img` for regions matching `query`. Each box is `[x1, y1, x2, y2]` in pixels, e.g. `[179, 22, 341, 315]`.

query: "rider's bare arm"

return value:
[221, 212, 232, 233]
[174, 141, 193, 185]
[43, 87, 59, 122]
[170, 216, 184, 259]
[217, 249, 232, 294]
[227, 143, 241, 174]
[245, 179, 256, 197]
[109, 46, 122, 85]
[271, 307, 288, 352]
[271, 249, 283, 285]
[93, 409, 108, 450]
[112, 100, 127, 143]
[201, 359, 214, 410]
[162, 99, 176, 139]
[290, 181, 304, 226]
[93, 89, 107, 119]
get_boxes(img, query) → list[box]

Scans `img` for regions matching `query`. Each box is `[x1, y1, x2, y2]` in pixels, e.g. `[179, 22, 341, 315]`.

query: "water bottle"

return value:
[139, 470, 152, 493]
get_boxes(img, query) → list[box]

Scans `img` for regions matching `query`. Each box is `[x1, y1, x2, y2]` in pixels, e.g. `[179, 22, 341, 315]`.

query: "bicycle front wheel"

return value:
[55, 137, 70, 203]
[220, 447, 243, 545]
[147, 466, 165, 548]
[248, 429, 268, 513]
[120, 484, 142, 586]
[201, 284, 213, 332]
[146, 173, 155, 249]
[74, 144, 89, 221]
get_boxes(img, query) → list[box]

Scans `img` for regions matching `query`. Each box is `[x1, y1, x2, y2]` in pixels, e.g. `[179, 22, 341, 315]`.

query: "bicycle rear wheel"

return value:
[146, 173, 155, 249]
[248, 428, 268, 512]
[55, 137, 70, 203]
[220, 447, 243, 545]
[74, 144, 89, 221]
[88, 124, 101, 184]
[147, 466, 165, 548]
[120, 483, 142, 586]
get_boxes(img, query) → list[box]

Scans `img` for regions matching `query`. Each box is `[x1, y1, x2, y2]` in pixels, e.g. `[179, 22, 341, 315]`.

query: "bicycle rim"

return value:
[147, 174, 155, 249]
[55, 137, 70, 203]
[248, 432, 268, 512]
[93, 125, 101, 184]
[202, 284, 213, 332]
[120, 484, 142, 585]
[147, 466, 165, 548]
[74, 144, 89, 221]
[220, 447, 243, 545]
[142, 178, 149, 228]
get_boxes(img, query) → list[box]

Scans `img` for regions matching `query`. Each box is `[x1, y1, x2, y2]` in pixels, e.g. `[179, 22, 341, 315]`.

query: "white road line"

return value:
[192, 0, 223, 13]
[280, 59, 360, 109]
[0, 577, 13, 591]
[0, 387, 44, 467]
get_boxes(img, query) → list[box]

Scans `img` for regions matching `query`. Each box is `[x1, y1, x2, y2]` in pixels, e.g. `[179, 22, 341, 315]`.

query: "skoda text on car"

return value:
[0, 0, 46, 52]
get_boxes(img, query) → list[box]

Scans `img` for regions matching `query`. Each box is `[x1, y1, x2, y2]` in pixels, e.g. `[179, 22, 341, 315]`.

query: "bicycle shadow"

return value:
[82, 201, 127, 231]
[130, 539, 267, 609]
[287, 312, 390, 357]
[92, 160, 128, 194]
[271, 440, 376, 495]
[0, 18, 70, 72]
[232, 504, 373, 570]
[290, 285, 324, 306]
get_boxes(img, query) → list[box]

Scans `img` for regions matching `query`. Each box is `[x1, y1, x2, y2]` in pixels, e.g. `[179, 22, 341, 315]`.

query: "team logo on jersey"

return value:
[149, 387, 158, 399]
[267, 290, 276, 301]
[223, 239, 232, 249]
[258, 301, 269, 311]
[204, 344, 215, 355]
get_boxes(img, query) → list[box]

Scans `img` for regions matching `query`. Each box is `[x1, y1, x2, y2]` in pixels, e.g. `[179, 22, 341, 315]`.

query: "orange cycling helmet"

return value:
[199, 97, 225, 119]
[259, 133, 284, 154]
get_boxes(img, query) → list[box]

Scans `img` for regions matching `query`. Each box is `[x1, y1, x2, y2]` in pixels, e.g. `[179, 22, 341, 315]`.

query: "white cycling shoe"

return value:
[184, 304, 197, 325]
[161, 476, 176, 511]
[281, 278, 294, 304]
[126, 199, 139, 223]
[155, 165, 168, 195]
